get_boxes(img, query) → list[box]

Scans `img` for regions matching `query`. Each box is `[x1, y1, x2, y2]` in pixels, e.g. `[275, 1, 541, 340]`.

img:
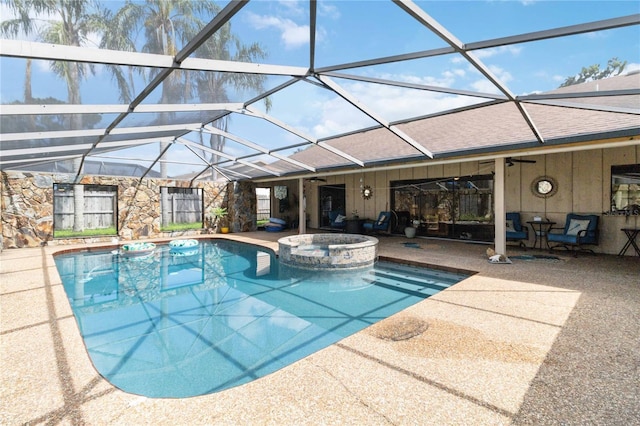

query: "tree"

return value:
[1, 0, 106, 232]
[559, 57, 627, 87]
[1, 1, 105, 106]
[194, 19, 271, 177]
[103, 1, 271, 179]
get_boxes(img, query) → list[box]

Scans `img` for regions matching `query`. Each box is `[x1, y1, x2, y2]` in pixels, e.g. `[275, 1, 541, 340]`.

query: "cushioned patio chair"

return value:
[506, 212, 528, 249]
[547, 213, 599, 256]
[328, 210, 346, 230]
[363, 211, 391, 234]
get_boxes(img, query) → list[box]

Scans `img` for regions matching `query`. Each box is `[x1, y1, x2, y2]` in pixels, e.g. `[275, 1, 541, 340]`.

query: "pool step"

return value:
[366, 265, 458, 296]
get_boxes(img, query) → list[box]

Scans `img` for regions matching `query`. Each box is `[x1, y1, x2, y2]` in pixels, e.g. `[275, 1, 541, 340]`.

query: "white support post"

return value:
[298, 178, 306, 234]
[494, 158, 506, 255]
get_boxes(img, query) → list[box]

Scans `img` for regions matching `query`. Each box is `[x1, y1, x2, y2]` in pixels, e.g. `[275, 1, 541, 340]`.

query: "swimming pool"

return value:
[54, 239, 467, 398]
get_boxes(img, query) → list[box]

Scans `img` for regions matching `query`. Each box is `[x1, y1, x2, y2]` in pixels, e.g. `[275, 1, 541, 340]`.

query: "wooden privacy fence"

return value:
[164, 192, 203, 224]
[54, 188, 116, 230]
[257, 194, 270, 220]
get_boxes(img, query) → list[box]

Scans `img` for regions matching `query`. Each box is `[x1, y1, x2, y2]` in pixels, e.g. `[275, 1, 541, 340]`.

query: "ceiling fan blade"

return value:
[506, 157, 536, 164]
[480, 158, 536, 165]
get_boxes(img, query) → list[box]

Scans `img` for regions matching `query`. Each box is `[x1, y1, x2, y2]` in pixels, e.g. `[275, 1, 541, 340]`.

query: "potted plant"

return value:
[210, 207, 229, 233]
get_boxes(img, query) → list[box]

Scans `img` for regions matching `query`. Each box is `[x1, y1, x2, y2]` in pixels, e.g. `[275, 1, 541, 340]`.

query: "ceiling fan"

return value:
[481, 157, 537, 167]
[506, 157, 536, 167]
[305, 177, 326, 183]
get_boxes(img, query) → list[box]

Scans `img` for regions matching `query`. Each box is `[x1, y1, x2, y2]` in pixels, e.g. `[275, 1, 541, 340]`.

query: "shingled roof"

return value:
[272, 72, 640, 176]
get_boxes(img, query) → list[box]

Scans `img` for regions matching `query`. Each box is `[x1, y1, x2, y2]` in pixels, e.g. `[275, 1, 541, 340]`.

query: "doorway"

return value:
[318, 184, 346, 228]
[256, 187, 271, 228]
[390, 175, 494, 242]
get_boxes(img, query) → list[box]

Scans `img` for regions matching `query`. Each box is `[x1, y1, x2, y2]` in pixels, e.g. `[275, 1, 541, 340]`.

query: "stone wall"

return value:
[0, 171, 238, 249]
[230, 180, 258, 233]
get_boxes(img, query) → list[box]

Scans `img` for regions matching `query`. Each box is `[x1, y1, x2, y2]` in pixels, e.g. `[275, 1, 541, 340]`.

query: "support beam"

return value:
[201, 125, 316, 172]
[394, 0, 545, 145]
[242, 106, 366, 167]
[299, 178, 306, 234]
[317, 75, 434, 158]
[494, 158, 506, 256]
[176, 137, 280, 177]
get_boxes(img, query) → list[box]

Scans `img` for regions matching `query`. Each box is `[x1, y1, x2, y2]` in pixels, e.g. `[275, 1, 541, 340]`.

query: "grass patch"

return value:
[54, 227, 117, 238]
[161, 222, 203, 232]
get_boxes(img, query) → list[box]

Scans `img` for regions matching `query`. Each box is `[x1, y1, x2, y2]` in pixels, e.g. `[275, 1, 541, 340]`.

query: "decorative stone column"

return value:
[230, 181, 257, 232]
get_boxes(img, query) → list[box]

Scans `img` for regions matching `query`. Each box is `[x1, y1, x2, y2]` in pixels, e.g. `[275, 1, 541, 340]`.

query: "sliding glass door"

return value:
[390, 175, 494, 242]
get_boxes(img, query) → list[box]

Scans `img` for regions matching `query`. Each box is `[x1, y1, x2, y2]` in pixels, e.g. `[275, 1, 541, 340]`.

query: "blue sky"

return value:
[1, 0, 639, 175]
[2, 1, 638, 100]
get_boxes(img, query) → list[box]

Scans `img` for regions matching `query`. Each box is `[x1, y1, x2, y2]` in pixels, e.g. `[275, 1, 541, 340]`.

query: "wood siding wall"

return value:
[296, 144, 639, 255]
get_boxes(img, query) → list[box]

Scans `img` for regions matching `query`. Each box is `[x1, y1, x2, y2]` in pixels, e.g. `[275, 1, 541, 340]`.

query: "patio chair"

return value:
[363, 211, 391, 234]
[547, 213, 599, 256]
[506, 212, 528, 249]
[328, 210, 346, 230]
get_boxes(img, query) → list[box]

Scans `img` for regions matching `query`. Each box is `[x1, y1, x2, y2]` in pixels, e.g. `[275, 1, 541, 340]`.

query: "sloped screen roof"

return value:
[1, 1, 639, 182]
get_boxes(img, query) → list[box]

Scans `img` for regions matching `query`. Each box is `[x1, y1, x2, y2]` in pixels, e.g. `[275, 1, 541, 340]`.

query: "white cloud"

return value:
[470, 79, 502, 95]
[374, 72, 457, 89]
[488, 65, 513, 83]
[309, 74, 486, 138]
[277, 0, 306, 17]
[466, 65, 512, 95]
[583, 31, 610, 40]
[624, 62, 640, 74]
[312, 95, 370, 136]
[246, 12, 309, 50]
[33, 58, 53, 74]
[442, 69, 466, 80]
[317, 2, 340, 19]
[352, 84, 447, 118]
[474, 45, 522, 59]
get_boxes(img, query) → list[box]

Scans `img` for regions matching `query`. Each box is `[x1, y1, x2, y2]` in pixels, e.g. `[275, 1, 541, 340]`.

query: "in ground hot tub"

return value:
[278, 233, 379, 270]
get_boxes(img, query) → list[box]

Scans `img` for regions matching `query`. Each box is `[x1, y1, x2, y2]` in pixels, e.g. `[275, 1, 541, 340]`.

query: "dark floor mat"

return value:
[402, 242, 422, 249]
[511, 254, 561, 261]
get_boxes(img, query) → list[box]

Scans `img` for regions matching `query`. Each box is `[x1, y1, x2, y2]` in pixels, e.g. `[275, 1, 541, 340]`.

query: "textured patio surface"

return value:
[2, 231, 639, 425]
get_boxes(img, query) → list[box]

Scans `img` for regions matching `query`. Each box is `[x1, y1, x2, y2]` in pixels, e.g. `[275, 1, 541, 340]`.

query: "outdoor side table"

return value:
[527, 221, 555, 250]
[618, 228, 640, 257]
[345, 218, 366, 234]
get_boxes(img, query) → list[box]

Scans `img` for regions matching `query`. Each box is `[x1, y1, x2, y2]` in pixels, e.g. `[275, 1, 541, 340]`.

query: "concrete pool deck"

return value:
[2, 231, 639, 425]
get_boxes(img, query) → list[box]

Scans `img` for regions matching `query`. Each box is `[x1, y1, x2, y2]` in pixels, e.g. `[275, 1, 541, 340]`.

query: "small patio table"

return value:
[527, 220, 555, 250]
[618, 228, 640, 257]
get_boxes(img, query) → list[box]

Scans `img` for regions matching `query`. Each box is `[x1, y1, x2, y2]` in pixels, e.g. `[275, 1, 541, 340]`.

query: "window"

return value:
[611, 164, 640, 214]
[53, 183, 118, 238]
[391, 175, 494, 241]
[160, 187, 204, 231]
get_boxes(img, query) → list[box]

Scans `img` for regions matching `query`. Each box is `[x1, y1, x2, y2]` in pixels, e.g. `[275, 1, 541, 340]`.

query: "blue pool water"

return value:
[54, 239, 467, 398]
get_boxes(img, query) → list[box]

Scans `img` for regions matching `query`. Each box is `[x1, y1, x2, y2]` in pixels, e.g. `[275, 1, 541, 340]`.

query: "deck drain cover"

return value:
[369, 316, 429, 341]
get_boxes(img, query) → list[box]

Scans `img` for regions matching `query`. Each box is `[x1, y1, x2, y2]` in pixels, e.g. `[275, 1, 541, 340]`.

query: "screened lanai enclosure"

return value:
[1, 0, 638, 181]
[0, 1, 639, 251]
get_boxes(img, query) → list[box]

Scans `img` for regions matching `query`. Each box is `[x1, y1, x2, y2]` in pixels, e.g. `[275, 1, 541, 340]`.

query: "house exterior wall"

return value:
[0, 172, 228, 249]
[301, 144, 639, 255]
[1, 144, 638, 255]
